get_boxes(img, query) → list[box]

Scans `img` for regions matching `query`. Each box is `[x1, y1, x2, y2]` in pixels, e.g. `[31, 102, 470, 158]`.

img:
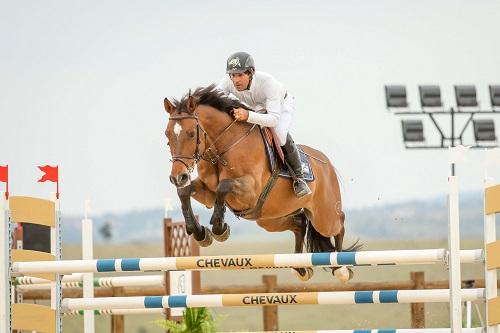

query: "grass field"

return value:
[60, 238, 487, 332]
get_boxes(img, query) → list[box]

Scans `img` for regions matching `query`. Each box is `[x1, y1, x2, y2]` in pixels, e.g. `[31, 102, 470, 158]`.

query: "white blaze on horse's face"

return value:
[174, 122, 182, 138]
[166, 118, 198, 188]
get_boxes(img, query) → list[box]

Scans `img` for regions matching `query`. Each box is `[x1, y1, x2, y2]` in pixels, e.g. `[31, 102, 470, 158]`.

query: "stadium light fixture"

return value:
[473, 119, 497, 143]
[401, 120, 425, 143]
[489, 85, 500, 110]
[419, 85, 442, 108]
[385, 85, 408, 108]
[455, 85, 478, 108]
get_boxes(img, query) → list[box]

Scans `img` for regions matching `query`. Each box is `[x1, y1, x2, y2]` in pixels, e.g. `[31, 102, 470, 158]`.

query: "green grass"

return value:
[61, 238, 487, 332]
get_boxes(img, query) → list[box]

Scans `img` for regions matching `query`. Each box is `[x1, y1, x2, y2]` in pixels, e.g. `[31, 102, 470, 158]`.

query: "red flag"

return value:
[0, 165, 7, 183]
[0, 165, 8, 200]
[38, 165, 59, 199]
[38, 165, 58, 182]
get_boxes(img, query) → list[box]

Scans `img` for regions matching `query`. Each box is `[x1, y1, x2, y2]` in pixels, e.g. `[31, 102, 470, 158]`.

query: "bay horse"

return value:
[163, 85, 359, 281]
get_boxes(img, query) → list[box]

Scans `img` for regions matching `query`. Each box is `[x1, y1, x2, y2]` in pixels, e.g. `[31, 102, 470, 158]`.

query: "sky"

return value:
[1, 1, 500, 216]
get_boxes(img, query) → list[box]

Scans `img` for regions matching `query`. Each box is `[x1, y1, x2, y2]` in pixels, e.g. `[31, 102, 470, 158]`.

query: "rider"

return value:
[217, 51, 312, 198]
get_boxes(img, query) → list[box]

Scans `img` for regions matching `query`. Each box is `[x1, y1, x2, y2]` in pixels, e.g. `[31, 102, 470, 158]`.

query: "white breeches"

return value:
[274, 94, 295, 146]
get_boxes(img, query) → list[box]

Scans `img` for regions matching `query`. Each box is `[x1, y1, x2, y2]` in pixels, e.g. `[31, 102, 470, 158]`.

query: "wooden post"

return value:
[411, 271, 425, 328]
[164, 217, 180, 323]
[111, 287, 125, 333]
[164, 217, 201, 324]
[262, 275, 278, 331]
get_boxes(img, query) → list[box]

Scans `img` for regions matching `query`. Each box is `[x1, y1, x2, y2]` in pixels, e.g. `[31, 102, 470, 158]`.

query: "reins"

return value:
[168, 113, 256, 171]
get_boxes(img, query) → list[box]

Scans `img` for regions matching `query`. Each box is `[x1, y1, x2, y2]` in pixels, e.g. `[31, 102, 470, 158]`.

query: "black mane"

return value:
[174, 84, 250, 114]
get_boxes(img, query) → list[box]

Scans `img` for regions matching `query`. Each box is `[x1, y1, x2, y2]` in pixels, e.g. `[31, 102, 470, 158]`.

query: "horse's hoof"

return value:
[212, 223, 230, 242]
[195, 227, 213, 247]
[348, 268, 354, 280]
[333, 265, 352, 283]
[292, 267, 314, 281]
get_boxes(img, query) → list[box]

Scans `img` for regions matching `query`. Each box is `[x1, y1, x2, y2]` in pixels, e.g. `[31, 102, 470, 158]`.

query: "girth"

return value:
[228, 155, 281, 220]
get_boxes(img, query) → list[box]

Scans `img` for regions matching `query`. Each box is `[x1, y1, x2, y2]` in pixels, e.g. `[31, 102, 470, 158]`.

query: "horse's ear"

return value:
[164, 98, 175, 114]
[187, 95, 197, 114]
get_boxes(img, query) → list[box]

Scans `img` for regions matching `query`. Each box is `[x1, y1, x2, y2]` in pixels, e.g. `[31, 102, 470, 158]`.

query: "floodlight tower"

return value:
[385, 84, 500, 175]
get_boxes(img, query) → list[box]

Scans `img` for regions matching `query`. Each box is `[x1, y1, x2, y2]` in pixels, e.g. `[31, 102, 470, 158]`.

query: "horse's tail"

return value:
[343, 237, 363, 252]
[304, 217, 362, 254]
[305, 218, 336, 253]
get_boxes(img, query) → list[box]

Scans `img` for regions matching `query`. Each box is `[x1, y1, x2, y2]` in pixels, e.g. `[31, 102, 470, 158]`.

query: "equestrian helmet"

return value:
[226, 52, 255, 74]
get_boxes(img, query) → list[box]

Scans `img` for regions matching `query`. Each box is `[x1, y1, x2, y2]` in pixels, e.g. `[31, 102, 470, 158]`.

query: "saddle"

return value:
[231, 127, 315, 220]
[260, 127, 315, 182]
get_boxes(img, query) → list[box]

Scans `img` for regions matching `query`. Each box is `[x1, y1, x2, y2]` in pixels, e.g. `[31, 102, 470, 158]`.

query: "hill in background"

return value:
[60, 190, 487, 244]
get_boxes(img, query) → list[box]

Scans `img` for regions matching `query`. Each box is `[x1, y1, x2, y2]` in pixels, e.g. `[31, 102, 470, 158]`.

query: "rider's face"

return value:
[229, 72, 251, 91]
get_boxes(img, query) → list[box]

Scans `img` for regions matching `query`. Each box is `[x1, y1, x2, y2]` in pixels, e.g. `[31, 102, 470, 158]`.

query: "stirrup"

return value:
[293, 178, 312, 198]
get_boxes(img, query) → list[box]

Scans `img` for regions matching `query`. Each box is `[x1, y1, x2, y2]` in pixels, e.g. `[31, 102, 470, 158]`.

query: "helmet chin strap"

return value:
[246, 70, 254, 90]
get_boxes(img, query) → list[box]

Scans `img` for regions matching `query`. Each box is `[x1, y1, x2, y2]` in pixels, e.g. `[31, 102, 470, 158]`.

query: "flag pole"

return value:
[0, 165, 8, 200]
[4, 166, 8, 200]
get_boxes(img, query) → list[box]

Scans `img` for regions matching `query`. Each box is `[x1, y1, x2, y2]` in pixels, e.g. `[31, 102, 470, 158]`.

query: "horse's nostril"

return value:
[180, 173, 189, 183]
[169, 175, 176, 185]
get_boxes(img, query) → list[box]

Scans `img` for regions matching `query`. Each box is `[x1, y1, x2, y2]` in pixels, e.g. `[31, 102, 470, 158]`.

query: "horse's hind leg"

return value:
[331, 212, 355, 281]
[255, 215, 313, 281]
[290, 214, 314, 281]
[327, 211, 360, 281]
[304, 208, 356, 283]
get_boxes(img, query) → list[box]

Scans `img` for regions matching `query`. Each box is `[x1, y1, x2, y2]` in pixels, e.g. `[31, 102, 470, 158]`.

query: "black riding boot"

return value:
[281, 134, 312, 198]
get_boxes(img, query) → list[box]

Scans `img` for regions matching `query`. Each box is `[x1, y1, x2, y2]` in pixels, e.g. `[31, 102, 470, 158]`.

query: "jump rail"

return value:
[60, 289, 485, 311]
[12, 249, 483, 275]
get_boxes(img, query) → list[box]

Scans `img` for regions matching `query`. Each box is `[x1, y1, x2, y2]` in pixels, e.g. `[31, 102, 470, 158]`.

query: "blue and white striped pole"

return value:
[13, 249, 483, 275]
[61, 288, 485, 311]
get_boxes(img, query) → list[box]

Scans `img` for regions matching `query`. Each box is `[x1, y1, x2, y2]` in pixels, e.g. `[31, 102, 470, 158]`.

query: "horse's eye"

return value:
[187, 131, 196, 139]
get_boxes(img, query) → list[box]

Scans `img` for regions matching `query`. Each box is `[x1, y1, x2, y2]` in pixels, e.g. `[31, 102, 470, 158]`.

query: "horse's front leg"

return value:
[210, 178, 235, 242]
[177, 184, 213, 247]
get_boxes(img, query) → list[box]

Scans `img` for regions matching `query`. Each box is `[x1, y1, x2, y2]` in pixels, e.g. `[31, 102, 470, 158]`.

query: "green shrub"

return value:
[155, 307, 219, 333]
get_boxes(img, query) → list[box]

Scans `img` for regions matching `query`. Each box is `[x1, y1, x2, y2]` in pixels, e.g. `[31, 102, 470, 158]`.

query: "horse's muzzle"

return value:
[170, 173, 191, 188]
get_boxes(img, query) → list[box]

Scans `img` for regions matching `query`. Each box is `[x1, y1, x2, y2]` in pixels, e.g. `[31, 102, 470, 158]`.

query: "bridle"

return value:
[168, 114, 202, 173]
[168, 113, 256, 173]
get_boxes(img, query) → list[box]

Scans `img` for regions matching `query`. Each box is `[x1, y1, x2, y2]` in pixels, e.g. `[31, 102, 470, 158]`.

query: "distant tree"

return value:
[99, 221, 112, 241]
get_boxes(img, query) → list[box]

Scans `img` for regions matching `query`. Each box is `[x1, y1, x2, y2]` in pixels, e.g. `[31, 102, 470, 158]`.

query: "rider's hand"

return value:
[232, 108, 249, 122]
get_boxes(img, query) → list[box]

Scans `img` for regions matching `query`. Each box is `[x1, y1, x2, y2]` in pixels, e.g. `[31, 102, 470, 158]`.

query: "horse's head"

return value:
[164, 95, 202, 188]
